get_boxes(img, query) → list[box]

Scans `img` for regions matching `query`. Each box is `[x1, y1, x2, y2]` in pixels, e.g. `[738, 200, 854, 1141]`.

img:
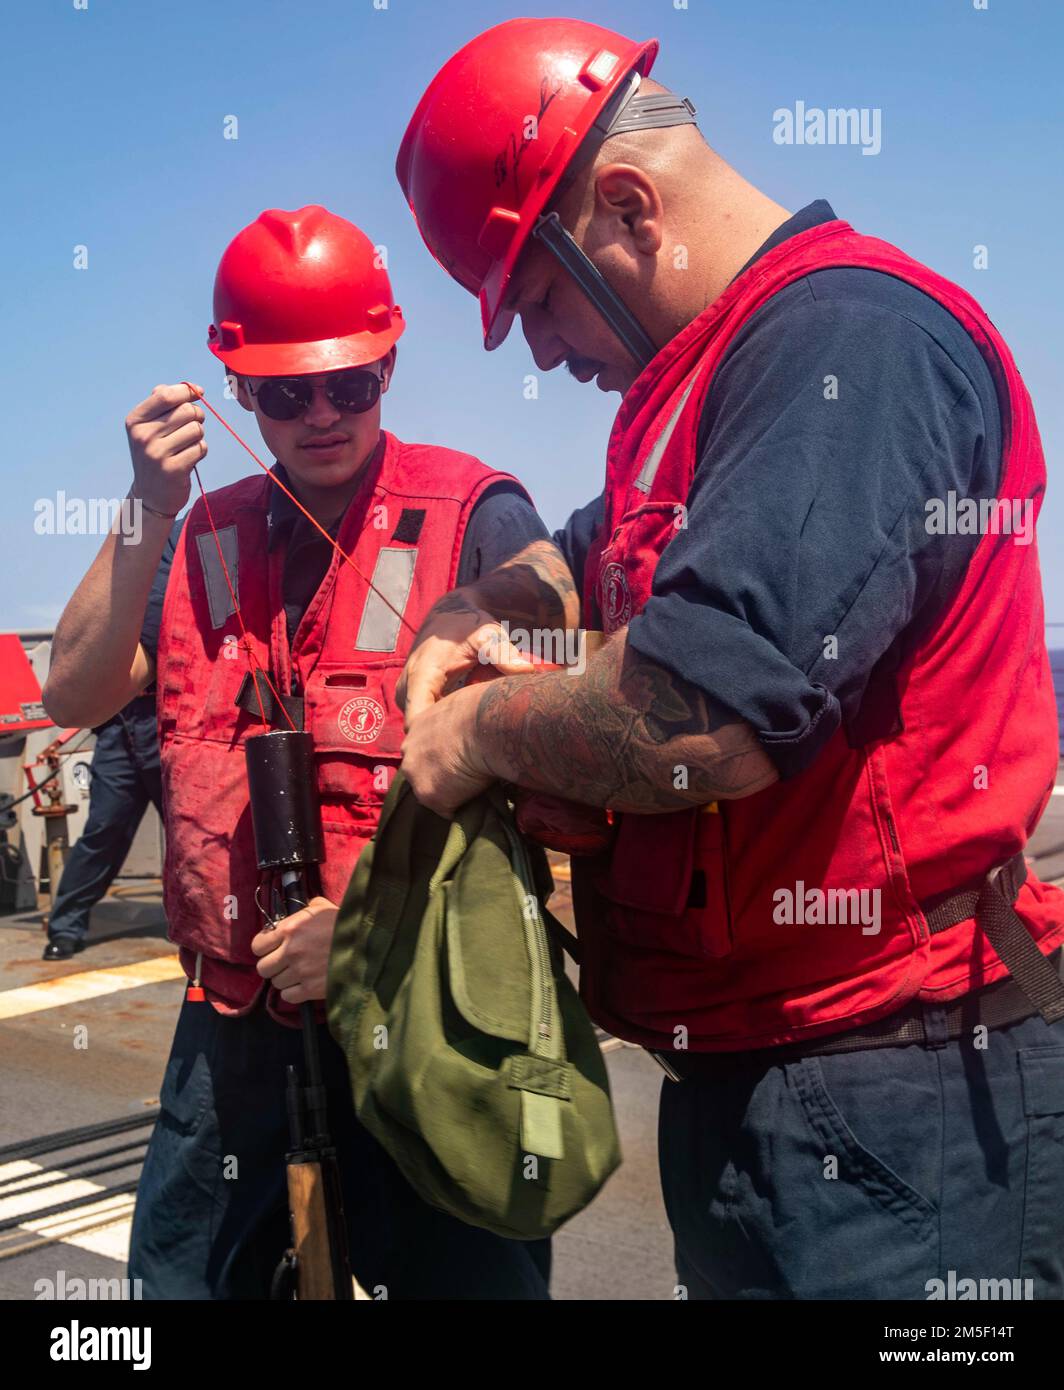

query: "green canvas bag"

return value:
[326, 771, 621, 1241]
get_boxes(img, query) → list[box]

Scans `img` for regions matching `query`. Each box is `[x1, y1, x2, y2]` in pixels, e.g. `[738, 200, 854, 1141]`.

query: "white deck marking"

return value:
[0, 1159, 136, 1262]
[0, 956, 184, 1020]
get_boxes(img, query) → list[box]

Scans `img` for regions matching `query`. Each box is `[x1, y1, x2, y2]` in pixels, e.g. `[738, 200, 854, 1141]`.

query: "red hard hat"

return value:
[396, 18, 658, 351]
[207, 205, 405, 376]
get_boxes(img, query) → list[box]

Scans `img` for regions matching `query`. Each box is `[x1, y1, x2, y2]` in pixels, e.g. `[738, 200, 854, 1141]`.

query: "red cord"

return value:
[185, 384, 420, 640]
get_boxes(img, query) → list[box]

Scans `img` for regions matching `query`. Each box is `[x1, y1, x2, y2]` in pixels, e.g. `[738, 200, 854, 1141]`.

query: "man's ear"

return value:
[231, 373, 254, 411]
[592, 163, 664, 256]
[380, 345, 397, 394]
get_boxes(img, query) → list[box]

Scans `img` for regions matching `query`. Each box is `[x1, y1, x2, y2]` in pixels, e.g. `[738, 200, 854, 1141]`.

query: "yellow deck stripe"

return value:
[0, 956, 185, 1020]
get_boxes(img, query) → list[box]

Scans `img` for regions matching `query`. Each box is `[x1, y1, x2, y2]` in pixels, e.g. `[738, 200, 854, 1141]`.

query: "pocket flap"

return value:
[445, 820, 534, 1045]
[1020, 1047, 1064, 1116]
[604, 807, 699, 916]
[304, 659, 405, 758]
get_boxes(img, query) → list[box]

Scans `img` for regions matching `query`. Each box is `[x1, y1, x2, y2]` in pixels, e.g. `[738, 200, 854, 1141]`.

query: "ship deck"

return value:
[2, 773, 1062, 1300]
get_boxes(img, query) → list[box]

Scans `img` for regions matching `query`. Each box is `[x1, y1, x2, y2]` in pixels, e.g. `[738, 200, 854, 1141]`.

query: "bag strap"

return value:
[488, 785, 583, 964]
[924, 852, 1064, 1025]
[543, 905, 582, 964]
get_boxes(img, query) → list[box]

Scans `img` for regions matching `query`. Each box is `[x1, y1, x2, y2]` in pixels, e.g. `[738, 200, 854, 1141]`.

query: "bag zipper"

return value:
[501, 816, 561, 1061]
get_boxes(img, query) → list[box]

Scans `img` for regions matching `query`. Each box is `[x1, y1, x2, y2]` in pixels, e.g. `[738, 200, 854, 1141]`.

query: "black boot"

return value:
[42, 937, 85, 961]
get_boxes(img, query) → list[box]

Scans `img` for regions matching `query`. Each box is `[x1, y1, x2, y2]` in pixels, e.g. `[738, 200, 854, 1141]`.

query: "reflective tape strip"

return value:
[355, 547, 418, 652]
[194, 525, 239, 629]
[634, 378, 698, 494]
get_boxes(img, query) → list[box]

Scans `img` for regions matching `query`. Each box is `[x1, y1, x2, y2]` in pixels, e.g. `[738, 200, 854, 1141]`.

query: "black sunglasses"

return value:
[247, 365, 384, 421]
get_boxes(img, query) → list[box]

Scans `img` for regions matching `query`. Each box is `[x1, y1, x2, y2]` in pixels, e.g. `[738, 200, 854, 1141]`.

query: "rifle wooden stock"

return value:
[243, 743, 371, 1300]
[285, 1149, 356, 1300]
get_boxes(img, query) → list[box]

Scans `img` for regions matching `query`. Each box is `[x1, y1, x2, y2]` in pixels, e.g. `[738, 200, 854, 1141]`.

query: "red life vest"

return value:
[156, 430, 524, 1018]
[573, 219, 1064, 1052]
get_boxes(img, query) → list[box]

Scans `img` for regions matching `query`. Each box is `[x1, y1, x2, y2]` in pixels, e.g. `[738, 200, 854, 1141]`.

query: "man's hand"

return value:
[251, 896, 339, 1004]
[42, 384, 200, 730]
[395, 600, 535, 728]
[396, 540, 578, 729]
[125, 383, 207, 517]
[400, 683, 496, 817]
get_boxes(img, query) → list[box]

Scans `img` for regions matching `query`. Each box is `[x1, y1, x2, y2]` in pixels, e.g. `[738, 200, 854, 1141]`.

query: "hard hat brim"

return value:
[477, 37, 659, 351]
[208, 317, 405, 377]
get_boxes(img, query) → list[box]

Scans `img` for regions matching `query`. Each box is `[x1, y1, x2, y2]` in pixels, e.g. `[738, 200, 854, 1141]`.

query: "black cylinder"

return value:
[245, 730, 324, 870]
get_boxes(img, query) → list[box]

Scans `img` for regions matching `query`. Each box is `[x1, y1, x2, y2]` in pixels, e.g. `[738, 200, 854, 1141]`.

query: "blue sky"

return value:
[4, 0, 1062, 630]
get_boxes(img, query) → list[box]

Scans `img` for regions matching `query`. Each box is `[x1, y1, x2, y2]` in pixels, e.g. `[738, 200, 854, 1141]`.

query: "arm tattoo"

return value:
[429, 591, 483, 618]
[432, 540, 578, 631]
[474, 629, 778, 811]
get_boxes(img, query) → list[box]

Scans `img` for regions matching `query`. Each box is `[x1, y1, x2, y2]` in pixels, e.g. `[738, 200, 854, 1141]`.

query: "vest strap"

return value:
[646, 854, 1064, 1076]
[234, 670, 304, 731]
[925, 852, 1064, 1025]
